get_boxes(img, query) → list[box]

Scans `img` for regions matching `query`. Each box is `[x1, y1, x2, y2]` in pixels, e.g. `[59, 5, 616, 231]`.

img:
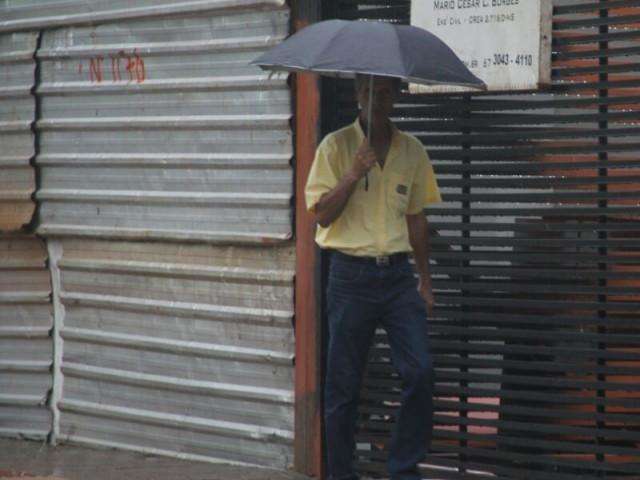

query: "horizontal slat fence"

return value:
[327, 1, 640, 478]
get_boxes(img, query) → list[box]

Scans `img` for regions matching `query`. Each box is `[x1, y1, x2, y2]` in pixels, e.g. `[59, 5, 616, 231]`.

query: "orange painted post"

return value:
[293, 1, 324, 476]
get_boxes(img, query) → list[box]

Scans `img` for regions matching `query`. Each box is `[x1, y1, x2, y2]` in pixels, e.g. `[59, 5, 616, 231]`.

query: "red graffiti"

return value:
[89, 55, 104, 83]
[125, 50, 145, 83]
[110, 54, 121, 81]
[81, 50, 146, 84]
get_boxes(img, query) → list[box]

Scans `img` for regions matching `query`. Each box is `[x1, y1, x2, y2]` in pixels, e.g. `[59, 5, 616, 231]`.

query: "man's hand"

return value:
[418, 275, 434, 316]
[350, 140, 377, 179]
[407, 213, 435, 317]
[314, 142, 373, 227]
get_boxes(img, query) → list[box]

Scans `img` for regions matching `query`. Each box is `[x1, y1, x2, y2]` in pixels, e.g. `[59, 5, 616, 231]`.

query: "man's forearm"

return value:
[314, 172, 360, 227]
[407, 212, 432, 280]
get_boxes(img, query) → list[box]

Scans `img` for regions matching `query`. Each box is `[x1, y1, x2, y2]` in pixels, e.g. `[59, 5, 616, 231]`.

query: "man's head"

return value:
[355, 74, 401, 122]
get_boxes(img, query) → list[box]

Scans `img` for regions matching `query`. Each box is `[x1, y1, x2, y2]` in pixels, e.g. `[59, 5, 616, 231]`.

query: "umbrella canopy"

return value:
[251, 19, 486, 90]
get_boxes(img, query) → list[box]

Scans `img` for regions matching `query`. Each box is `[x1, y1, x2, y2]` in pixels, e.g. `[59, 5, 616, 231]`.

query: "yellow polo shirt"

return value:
[305, 119, 441, 257]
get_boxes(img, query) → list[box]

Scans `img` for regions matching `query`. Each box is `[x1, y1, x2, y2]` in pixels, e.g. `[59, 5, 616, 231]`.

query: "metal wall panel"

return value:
[0, 31, 37, 231]
[0, 0, 286, 33]
[0, 235, 53, 439]
[49, 238, 295, 467]
[328, 1, 640, 479]
[33, 4, 291, 242]
[1, 0, 295, 468]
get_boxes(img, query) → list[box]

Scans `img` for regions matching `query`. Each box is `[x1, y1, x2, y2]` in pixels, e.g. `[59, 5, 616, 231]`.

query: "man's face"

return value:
[357, 77, 397, 121]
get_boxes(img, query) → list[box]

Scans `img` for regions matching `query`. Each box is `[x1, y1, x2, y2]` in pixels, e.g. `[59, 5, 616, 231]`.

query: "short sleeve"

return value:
[406, 145, 442, 215]
[305, 136, 340, 212]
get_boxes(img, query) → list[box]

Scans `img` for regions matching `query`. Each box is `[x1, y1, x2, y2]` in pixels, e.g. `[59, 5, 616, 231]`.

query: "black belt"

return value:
[332, 250, 408, 267]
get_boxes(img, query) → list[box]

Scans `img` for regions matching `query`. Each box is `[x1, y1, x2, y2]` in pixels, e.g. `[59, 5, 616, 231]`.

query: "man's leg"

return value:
[380, 267, 433, 480]
[325, 259, 379, 480]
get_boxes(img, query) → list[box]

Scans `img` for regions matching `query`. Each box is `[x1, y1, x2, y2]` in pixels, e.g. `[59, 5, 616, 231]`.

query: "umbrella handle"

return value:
[365, 75, 373, 191]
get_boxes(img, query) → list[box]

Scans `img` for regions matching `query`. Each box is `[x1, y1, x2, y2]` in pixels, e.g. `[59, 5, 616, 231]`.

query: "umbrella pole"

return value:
[365, 74, 373, 191]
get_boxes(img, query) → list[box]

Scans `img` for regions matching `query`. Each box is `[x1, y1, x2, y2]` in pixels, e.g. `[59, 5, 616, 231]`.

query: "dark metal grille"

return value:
[325, 1, 640, 478]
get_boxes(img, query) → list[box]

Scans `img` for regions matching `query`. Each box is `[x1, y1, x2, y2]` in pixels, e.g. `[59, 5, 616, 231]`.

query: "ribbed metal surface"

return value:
[0, 0, 286, 33]
[31, 3, 292, 242]
[328, 1, 640, 478]
[0, 31, 37, 231]
[0, 0, 295, 467]
[49, 238, 295, 466]
[0, 235, 53, 440]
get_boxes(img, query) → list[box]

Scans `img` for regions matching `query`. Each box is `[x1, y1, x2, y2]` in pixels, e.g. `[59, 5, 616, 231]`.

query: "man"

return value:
[305, 75, 441, 480]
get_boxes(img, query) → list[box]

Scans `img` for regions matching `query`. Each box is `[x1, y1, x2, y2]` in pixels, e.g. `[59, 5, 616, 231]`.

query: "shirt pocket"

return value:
[388, 172, 410, 217]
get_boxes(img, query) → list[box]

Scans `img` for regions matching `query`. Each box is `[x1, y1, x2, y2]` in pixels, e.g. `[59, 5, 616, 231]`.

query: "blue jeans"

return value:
[324, 251, 434, 480]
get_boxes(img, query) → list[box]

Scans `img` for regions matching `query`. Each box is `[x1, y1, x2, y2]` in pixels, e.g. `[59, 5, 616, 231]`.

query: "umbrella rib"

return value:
[394, 25, 411, 83]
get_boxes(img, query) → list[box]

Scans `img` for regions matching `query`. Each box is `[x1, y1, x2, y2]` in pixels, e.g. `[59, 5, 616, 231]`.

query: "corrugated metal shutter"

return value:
[327, 1, 640, 478]
[48, 239, 294, 466]
[0, 235, 52, 439]
[0, 31, 37, 230]
[0, 0, 287, 33]
[0, 25, 52, 442]
[0, 0, 294, 468]
[34, 5, 291, 242]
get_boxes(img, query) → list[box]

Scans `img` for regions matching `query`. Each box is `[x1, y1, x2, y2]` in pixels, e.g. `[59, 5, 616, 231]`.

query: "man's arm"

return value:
[314, 172, 360, 227]
[407, 212, 435, 315]
[313, 140, 377, 227]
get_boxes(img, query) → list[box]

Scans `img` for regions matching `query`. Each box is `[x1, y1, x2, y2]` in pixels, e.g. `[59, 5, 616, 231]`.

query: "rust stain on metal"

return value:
[0, 201, 36, 232]
[260, 233, 293, 244]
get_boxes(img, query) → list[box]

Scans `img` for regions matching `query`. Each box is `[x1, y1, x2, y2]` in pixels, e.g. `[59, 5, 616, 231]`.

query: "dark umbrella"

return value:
[251, 19, 486, 187]
[252, 19, 485, 89]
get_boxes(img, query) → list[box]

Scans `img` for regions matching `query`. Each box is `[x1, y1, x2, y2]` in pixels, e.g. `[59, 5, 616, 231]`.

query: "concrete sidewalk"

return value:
[0, 438, 312, 480]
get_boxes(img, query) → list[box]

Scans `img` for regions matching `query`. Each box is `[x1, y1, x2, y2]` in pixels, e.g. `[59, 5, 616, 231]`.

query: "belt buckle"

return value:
[375, 255, 390, 266]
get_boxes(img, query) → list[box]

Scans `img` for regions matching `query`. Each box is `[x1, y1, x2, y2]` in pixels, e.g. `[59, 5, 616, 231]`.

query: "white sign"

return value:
[411, 0, 552, 93]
